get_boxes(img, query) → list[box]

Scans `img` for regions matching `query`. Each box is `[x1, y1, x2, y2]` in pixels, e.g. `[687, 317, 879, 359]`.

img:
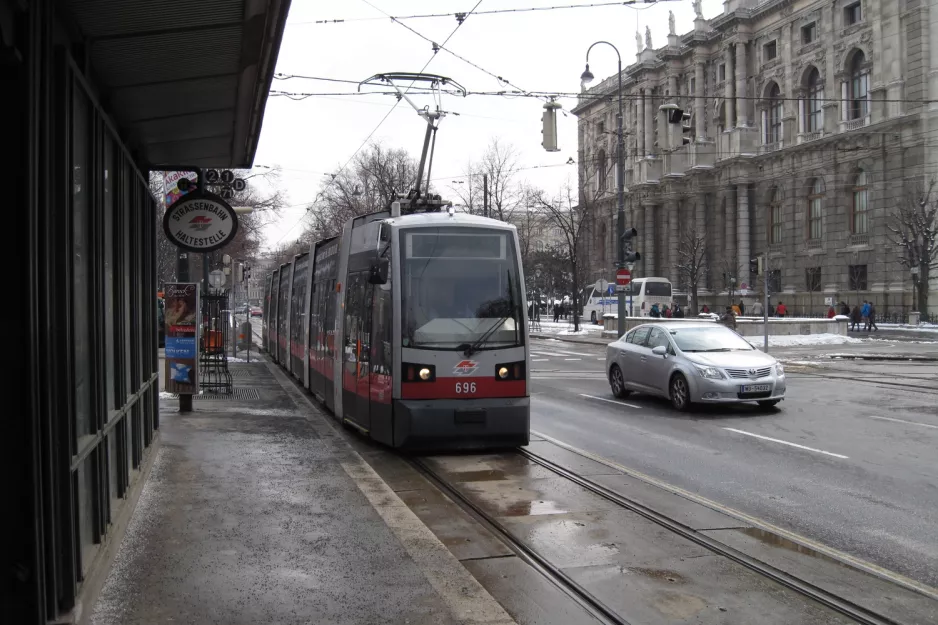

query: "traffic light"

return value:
[541, 100, 560, 152]
[749, 256, 763, 277]
[621, 227, 642, 263]
[681, 111, 692, 145]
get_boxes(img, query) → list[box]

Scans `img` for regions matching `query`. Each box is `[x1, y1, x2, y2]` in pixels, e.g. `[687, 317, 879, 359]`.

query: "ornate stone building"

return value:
[573, 0, 938, 315]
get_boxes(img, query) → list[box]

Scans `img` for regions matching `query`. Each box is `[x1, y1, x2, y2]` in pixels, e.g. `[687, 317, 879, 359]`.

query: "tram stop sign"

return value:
[615, 268, 631, 292]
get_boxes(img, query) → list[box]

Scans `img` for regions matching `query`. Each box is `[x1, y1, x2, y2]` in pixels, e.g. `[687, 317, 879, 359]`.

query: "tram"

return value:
[262, 199, 531, 450]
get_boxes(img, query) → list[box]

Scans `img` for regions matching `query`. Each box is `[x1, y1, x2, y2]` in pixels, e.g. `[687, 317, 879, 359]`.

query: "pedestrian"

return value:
[673, 303, 684, 318]
[719, 306, 737, 330]
[553, 303, 560, 323]
[663, 305, 673, 318]
[776, 301, 788, 317]
[827, 305, 836, 318]
[866, 301, 879, 331]
[649, 303, 661, 318]
[840, 301, 850, 316]
[739, 300, 746, 316]
[751, 300, 764, 317]
[701, 304, 710, 314]
[768, 302, 776, 316]
[850, 304, 862, 331]
[731, 302, 741, 316]
[861, 300, 871, 331]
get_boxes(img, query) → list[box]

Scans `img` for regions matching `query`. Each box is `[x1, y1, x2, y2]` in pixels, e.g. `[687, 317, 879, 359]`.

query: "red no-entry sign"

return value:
[616, 268, 631, 286]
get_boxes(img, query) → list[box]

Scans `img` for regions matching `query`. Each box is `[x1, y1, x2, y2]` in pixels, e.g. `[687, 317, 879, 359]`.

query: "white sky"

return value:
[254, 0, 724, 250]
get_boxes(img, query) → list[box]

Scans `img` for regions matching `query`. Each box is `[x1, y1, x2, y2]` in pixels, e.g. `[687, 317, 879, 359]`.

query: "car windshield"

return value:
[400, 226, 524, 350]
[668, 326, 754, 352]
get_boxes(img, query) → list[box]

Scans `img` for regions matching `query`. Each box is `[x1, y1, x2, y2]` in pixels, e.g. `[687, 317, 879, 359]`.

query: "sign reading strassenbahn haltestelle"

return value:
[162, 191, 239, 253]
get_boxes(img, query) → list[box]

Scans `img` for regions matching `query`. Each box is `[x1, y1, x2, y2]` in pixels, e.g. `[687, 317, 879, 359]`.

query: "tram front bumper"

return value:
[393, 397, 530, 451]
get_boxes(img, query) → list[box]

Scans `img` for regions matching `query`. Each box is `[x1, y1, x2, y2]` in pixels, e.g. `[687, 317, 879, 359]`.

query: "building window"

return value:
[848, 264, 868, 291]
[597, 120, 605, 136]
[599, 222, 607, 264]
[849, 51, 869, 120]
[802, 22, 817, 44]
[845, 1, 862, 26]
[764, 41, 778, 61]
[806, 67, 823, 132]
[806, 267, 822, 292]
[808, 178, 824, 240]
[766, 83, 783, 143]
[690, 77, 696, 94]
[769, 188, 783, 244]
[852, 170, 870, 234]
[718, 101, 727, 132]
[597, 149, 607, 192]
[767, 270, 782, 294]
[719, 63, 726, 81]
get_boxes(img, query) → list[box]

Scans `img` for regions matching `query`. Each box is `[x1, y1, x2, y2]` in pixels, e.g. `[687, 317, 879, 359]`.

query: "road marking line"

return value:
[564, 358, 581, 361]
[866, 415, 938, 430]
[597, 357, 605, 360]
[529, 429, 938, 600]
[578, 393, 641, 409]
[722, 428, 848, 459]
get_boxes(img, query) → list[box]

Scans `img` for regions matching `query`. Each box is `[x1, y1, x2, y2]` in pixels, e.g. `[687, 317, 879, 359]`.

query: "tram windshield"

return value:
[400, 227, 524, 350]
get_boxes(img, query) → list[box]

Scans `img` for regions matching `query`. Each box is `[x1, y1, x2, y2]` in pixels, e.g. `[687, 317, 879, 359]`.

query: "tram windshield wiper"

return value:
[464, 317, 510, 357]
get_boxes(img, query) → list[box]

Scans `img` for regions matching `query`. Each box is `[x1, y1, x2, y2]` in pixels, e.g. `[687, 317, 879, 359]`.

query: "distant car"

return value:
[606, 321, 785, 411]
[250, 306, 262, 317]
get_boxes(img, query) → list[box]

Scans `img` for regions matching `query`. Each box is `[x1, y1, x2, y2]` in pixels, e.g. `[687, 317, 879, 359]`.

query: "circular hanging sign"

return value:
[162, 191, 239, 253]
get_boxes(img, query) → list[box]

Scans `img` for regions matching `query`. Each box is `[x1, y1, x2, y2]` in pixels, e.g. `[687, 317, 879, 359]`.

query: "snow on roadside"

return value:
[747, 333, 865, 347]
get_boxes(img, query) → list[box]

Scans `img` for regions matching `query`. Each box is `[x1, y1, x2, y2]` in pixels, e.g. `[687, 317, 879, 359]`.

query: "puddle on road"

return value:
[627, 567, 687, 584]
[736, 528, 847, 567]
[451, 469, 509, 482]
[504, 499, 569, 516]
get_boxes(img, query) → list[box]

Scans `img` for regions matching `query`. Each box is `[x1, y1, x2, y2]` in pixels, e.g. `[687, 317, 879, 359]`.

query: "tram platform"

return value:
[88, 356, 515, 625]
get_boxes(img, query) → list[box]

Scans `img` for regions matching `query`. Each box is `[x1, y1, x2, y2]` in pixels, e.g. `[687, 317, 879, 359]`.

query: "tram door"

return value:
[342, 271, 373, 431]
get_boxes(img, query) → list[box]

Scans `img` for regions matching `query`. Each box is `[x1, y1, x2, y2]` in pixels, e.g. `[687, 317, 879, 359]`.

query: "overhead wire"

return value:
[274, 0, 485, 244]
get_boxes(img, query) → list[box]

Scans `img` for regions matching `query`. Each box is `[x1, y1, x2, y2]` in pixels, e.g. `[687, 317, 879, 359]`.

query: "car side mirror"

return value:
[652, 345, 668, 356]
[368, 257, 389, 285]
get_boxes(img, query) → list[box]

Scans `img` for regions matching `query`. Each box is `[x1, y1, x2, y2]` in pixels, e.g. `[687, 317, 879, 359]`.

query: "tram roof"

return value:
[388, 212, 518, 231]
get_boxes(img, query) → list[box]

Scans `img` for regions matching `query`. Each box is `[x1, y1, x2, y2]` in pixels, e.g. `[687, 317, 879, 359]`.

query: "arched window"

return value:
[597, 149, 607, 192]
[718, 101, 727, 133]
[849, 51, 869, 120]
[852, 170, 870, 234]
[806, 68, 823, 132]
[769, 188, 783, 244]
[767, 83, 783, 144]
[807, 178, 824, 240]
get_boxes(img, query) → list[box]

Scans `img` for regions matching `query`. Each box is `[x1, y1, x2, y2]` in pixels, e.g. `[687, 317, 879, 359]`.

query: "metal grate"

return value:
[725, 367, 773, 379]
[170, 387, 260, 401]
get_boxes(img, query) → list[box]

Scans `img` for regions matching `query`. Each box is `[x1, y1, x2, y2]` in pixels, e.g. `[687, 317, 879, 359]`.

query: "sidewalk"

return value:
[91, 358, 514, 625]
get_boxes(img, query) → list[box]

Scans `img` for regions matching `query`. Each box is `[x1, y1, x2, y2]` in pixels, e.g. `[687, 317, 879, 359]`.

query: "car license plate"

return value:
[740, 384, 771, 393]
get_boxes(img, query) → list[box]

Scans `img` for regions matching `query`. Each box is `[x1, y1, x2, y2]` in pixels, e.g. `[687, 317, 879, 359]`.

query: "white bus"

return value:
[582, 277, 673, 322]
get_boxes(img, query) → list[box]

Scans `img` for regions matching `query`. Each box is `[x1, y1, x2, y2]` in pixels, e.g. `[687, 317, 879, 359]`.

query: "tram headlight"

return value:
[494, 361, 525, 381]
[419, 368, 432, 380]
[404, 363, 435, 382]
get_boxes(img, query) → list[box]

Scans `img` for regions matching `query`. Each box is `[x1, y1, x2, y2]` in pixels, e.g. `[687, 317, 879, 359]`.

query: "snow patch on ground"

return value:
[557, 329, 594, 336]
[748, 333, 865, 347]
[158, 391, 176, 400]
[536, 321, 604, 333]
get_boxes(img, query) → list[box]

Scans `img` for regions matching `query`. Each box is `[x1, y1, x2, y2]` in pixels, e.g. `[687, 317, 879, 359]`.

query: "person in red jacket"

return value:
[827, 306, 836, 318]
[776, 301, 788, 317]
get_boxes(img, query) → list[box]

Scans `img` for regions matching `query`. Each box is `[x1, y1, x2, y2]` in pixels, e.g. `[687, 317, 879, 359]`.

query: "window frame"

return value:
[767, 83, 783, 144]
[807, 178, 824, 241]
[849, 51, 869, 120]
[806, 68, 824, 133]
[844, 1, 862, 27]
[763, 40, 778, 62]
[768, 189, 783, 244]
[852, 170, 870, 234]
[801, 22, 817, 44]
[805, 266, 822, 292]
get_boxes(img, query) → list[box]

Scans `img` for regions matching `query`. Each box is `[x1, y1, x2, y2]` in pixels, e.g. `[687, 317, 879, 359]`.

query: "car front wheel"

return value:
[609, 364, 631, 398]
[669, 373, 691, 411]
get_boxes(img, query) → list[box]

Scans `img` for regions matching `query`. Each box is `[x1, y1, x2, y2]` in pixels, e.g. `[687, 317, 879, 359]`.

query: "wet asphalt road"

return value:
[527, 338, 938, 588]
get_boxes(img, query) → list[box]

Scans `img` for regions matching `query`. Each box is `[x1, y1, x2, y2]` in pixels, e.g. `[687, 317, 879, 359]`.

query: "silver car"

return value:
[606, 322, 786, 411]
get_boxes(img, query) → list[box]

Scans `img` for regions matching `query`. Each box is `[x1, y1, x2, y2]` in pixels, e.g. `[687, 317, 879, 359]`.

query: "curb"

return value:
[530, 332, 608, 347]
[823, 354, 938, 362]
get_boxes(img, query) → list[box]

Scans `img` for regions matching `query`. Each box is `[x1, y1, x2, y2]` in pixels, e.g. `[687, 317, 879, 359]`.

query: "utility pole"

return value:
[175, 249, 193, 413]
[483, 173, 489, 218]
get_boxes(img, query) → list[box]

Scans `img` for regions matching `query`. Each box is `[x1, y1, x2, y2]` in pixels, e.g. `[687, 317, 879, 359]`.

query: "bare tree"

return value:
[532, 182, 592, 332]
[675, 227, 708, 315]
[887, 181, 938, 314]
[717, 253, 740, 306]
[451, 139, 526, 221]
[307, 142, 418, 239]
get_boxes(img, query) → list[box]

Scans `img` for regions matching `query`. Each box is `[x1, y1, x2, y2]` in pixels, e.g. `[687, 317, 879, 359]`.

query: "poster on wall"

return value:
[162, 171, 197, 207]
[164, 283, 200, 395]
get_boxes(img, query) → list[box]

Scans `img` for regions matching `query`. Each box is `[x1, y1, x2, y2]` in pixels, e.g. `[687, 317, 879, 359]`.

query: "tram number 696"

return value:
[455, 382, 477, 394]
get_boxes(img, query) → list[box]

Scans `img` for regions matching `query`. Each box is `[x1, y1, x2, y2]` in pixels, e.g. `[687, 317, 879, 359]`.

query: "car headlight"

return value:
[695, 365, 725, 380]
[776, 364, 785, 376]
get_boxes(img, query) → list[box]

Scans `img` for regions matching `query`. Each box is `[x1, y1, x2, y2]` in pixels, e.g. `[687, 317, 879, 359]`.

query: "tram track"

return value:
[411, 447, 917, 625]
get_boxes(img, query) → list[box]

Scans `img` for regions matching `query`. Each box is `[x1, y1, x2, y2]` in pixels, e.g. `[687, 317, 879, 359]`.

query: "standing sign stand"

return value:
[164, 283, 200, 396]
[616, 268, 632, 322]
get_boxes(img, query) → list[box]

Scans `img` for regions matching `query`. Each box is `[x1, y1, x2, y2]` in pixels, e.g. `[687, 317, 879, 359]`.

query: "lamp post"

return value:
[581, 41, 627, 336]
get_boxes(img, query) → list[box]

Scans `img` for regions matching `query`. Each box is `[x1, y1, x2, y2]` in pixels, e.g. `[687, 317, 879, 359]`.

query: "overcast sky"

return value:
[255, 0, 724, 250]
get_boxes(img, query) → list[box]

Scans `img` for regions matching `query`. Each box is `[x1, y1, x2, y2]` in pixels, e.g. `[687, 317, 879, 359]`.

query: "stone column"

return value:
[724, 188, 736, 286]
[725, 47, 735, 129]
[644, 89, 656, 157]
[668, 75, 678, 102]
[735, 40, 748, 127]
[695, 62, 706, 139]
[667, 200, 679, 287]
[636, 89, 645, 157]
[644, 203, 656, 276]
[737, 183, 750, 290]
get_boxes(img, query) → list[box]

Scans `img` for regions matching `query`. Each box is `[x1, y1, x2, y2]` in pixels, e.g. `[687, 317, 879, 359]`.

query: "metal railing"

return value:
[200, 289, 233, 395]
[842, 116, 868, 132]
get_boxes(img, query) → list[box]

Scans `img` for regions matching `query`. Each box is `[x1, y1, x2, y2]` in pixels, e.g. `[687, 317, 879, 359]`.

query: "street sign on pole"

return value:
[595, 278, 609, 293]
[615, 268, 631, 292]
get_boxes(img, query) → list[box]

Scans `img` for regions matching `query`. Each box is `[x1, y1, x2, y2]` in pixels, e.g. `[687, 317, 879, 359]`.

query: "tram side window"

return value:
[371, 281, 392, 378]
[325, 279, 336, 360]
